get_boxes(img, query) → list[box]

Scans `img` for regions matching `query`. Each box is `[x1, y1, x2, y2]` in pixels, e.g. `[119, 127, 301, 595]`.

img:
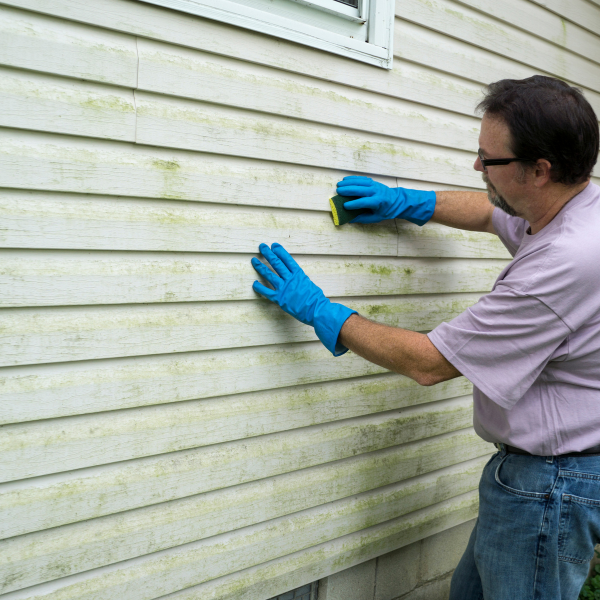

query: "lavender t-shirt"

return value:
[428, 182, 600, 455]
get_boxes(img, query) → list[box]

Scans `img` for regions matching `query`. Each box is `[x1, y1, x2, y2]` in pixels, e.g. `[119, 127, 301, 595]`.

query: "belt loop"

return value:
[495, 443, 506, 455]
[546, 455, 554, 464]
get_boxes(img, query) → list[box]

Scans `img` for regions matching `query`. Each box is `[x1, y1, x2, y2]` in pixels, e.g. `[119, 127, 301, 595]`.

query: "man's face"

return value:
[474, 113, 526, 218]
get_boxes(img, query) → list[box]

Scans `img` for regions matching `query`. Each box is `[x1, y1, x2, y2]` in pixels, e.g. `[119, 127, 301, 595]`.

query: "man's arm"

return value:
[431, 191, 496, 234]
[338, 314, 461, 386]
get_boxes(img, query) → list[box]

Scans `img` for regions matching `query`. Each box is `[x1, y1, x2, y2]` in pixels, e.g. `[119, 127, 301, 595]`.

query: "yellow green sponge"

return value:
[329, 195, 369, 226]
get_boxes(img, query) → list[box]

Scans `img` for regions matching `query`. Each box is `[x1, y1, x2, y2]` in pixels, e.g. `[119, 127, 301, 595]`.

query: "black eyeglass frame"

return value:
[478, 151, 537, 170]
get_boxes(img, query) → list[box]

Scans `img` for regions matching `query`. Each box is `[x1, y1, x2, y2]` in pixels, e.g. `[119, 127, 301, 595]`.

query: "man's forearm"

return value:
[338, 314, 461, 386]
[432, 191, 496, 234]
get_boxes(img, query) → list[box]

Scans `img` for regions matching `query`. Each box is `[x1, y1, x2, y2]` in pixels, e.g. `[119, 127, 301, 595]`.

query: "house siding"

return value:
[0, 0, 598, 598]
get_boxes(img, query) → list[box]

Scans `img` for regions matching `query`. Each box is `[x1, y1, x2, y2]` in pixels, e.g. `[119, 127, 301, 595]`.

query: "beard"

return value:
[482, 173, 517, 217]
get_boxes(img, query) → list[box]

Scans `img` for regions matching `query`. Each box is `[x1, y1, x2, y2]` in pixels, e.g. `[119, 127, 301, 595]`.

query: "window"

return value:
[267, 582, 318, 600]
[139, 0, 394, 68]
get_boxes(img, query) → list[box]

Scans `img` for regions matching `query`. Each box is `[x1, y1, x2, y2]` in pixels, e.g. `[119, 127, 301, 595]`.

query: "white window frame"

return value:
[139, 0, 395, 69]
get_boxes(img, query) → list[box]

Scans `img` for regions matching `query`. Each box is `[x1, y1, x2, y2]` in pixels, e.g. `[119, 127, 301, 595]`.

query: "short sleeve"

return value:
[428, 287, 571, 409]
[492, 208, 527, 257]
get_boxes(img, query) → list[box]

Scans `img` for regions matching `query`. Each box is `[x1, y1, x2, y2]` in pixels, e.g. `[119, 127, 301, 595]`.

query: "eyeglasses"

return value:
[478, 150, 535, 171]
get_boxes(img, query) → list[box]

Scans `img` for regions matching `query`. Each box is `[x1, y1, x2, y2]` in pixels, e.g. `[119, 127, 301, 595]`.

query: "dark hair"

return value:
[477, 75, 599, 185]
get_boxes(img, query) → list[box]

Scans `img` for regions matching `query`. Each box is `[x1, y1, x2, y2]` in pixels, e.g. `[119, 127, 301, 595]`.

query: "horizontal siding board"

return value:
[1, 0, 487, 117]
[0, 478, 479, 600]
[0, 341, 381, 423]
[0, 407, 479, 539]
[0, 252, 506, 307]
[134, 92, 482, 187]
[395, 0, 600, 93]
[0, 391, 475, 483]
[0, 194, 400, 256]
[0, 68, 136, 141]
[0, 192, 509, 258]
[0, 340, 469, 424]
[524, 0, 600, 39]
[0, 5, 138, 87]
[155, 491, 479, 600]
[0, 374, 472, 478]
[394, 21, 600, 116]
[454, 0, 600, 64]
[0, 293, 484, 367]
[0, 131, 404, 209]
[136, 39, 480, 153]
[0, 452, 490, 593]
[395, 220, 508, 258]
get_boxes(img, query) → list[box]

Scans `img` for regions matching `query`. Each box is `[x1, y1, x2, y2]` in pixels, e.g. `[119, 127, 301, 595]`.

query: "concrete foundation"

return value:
[318, 519, 476, 600]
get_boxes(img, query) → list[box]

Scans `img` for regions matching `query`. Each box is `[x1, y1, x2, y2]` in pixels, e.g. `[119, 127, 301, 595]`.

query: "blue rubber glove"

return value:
[336, 176, 436, 225]
[251, 243, 357, 356]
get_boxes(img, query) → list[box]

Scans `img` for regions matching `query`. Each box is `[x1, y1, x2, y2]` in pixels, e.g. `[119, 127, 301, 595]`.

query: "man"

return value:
[251, 75, 600, 599]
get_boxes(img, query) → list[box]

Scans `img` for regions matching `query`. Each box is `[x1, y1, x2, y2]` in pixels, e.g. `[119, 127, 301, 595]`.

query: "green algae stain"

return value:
[149, 159, 185, 200]
[80, 95, 135, 114]
[151, 159, 181, 172]
[368, 264, 393, 276]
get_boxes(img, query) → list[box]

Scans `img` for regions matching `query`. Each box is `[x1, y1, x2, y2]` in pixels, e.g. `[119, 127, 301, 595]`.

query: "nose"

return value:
[474, 155, 485, 173]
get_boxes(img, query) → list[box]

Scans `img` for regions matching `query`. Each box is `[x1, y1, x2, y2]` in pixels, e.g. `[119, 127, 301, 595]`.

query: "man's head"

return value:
[474, 75, 599, 220]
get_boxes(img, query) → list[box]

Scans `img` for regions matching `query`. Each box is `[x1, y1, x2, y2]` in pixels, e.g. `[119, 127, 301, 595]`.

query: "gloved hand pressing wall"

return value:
[336, 176, 436, 225]
[251, 243, 357, 356]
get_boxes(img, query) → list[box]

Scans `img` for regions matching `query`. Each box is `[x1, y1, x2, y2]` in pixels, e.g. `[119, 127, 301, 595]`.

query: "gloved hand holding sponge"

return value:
[251, 177, 437, 356]
[332, 176, 436, 225]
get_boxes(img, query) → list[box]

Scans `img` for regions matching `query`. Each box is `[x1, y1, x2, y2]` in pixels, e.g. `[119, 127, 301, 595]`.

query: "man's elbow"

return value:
[412, 366, 461, 387]
[414, 372, 445, 387]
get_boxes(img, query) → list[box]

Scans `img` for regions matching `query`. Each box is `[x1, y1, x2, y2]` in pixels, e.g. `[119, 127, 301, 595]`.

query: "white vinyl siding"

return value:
[0, 0, 599, 599]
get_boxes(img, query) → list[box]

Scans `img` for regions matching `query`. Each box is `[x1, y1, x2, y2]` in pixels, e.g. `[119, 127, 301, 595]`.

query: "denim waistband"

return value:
[495, 442, 600, 458]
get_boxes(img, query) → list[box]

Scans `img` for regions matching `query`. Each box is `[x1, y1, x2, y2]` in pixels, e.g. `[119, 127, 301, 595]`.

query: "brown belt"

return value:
[496, 442, 600, 458]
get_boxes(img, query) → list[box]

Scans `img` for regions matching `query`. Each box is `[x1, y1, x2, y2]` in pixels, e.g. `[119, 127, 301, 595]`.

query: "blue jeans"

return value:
[450, 448, 600, 600]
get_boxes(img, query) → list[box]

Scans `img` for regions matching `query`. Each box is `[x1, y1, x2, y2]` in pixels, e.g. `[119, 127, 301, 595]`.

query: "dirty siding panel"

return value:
[0, 252, 506, 307]
[3, 494, 479, 600]
[0, 5, 138, 86]
[0, 379, 474, 479]
[135, 39, 481, 153]
[527, 0, 600, 34]
[0, 136, 511, 215]
[0, 130, 405, 209]
[0, 293, 484, 367]
[0, 430, 486, 540]
[0, 486, 478, 600]
[395, 0, 600, 92]
[0, 193, 398, 256]
[0, 419, 485, 539]
[453, 0, 600, 62]
[0, 68, 137, 141]
[133, 92, 482, 187]
[0, 410, 482, 540]
[0, 192, 508, 258]
[0, 35, 484, 151]
[0, 339, 476, 423]
[0, 458, 488, 594]
[394, 21, 600, 116]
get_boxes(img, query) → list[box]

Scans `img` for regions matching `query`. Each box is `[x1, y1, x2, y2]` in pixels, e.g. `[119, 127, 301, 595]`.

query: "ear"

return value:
[533, 159, 553, 187]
